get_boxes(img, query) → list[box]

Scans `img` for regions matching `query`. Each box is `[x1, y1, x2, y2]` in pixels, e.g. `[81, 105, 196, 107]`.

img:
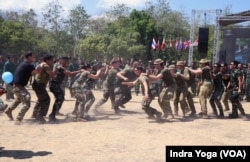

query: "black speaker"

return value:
[198, 28, 209, 53]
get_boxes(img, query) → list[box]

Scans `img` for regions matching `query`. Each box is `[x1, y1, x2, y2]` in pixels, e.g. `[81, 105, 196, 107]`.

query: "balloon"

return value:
[2, 72, 13, 84]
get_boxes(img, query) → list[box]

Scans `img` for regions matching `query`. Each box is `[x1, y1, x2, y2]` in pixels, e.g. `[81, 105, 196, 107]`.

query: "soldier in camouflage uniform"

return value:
[152, 59, 164, 97]
[49, 57, 83, 121]
[4, 51, 41, 124]
[149, 64, 176, 119]
[122, 66, 162, 120]
[245, 62, 250, 101]
[94, 58, 121, 114]
[114, 61, 139, 111]
[71, 64, 102, 121]
[209, 63, 224, 118]
[220, 62, 230, 111]
[237, 63, 246, 101]
[227, 61, 247, 119]
[173, 61, 195, 117]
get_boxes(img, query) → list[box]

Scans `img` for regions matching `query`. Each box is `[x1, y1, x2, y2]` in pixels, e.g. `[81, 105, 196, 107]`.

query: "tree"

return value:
[20, 9, 38, 28]
[106, 3, 131, 20]
[64, 5, 90, 57]
[0, 20, 36, 54]
[42, 0, 64, 56]
[87, 17, 110, 35]
[129, 9, 157, 60]
[79, 34, 109, 61]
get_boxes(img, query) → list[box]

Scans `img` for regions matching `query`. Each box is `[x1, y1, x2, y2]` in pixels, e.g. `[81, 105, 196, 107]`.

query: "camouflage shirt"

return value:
[72, 71, 90, 89]
[230, 69, 242, 89]
[103, 68, 119, 88]
[50, 66, 66, 85]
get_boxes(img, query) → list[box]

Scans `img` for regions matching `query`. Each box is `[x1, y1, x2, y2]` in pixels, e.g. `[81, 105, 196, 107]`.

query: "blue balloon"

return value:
[2, 72, 13, 84]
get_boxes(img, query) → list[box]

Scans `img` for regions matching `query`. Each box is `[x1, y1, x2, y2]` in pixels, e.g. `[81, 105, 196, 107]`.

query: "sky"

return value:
[0, 0, 249, 18]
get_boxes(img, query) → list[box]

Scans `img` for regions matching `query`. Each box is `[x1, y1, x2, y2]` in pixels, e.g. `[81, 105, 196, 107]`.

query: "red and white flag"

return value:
[157, 39, 161, 51]
[184, 40, 191, 49]
[161, 38, 166, 50]
[190, 39, 198, 47]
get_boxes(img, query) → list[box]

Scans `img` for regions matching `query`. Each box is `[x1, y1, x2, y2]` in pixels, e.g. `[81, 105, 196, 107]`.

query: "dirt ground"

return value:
[0, 87, 250, 162]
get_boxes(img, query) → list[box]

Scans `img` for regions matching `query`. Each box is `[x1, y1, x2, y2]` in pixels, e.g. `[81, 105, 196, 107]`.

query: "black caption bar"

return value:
[166, 146, 250, 162]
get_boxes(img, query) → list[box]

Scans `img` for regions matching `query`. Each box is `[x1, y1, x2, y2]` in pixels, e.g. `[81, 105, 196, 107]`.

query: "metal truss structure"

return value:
[188, 9, 222, 66]
[188, 9, 250, 66]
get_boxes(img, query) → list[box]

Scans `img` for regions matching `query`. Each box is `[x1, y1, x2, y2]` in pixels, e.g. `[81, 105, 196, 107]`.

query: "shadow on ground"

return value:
[0, 147, 52, 159]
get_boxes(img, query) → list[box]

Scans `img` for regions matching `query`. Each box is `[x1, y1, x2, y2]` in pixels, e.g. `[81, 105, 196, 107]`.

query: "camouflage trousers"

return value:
[221, 89, 230, 110]
[49, 84, 65, 118]
[173, 86, 189, 116]
[94, 86, 115, 110]
[158, 85, 176, 117]
[230, 90, 246, 116]
[141, 89, 160, 117]
[114, 85, 132, 109]
[9, 84, 31, 121]
[73, 87, 95, 118]
[209, 88, 224, 116]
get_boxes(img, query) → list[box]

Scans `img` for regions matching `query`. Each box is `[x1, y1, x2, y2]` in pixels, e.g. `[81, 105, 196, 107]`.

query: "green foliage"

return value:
[0, 0, 239, 63]
[0, 21, 37, 54]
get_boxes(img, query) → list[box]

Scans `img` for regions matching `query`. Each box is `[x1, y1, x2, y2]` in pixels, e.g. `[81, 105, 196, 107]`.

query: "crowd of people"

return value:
[0, 51, 249, 124]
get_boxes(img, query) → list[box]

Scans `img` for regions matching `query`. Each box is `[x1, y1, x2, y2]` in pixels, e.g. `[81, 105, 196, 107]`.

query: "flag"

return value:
[175, 38, 179, 49]
[183, 40, 191, 49]
[151, 38, 157, 49]
[161, 38, 166, 50]
[177, 38, 183, 51]
[190, 39, 198, 47]
[157, 39, 161, 51]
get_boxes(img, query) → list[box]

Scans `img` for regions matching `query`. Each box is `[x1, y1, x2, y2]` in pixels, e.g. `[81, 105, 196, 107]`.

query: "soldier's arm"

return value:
[238, 76, 242, 93]
[149, 73, 163, 81]
[116, 71, 128, 81]
[188, 67, 202, 75]
[122, 79, 139, 87]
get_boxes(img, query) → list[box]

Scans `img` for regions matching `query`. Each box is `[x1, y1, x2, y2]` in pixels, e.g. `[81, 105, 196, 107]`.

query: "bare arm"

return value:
[88, 69, 101, 80]
[121, 79, 139, 86]
[175, 72, 190, 81]
[210, 72, 216, 79]
[31, 64, 42, 75]
[188, 67, 202, 75]
[238, 76, 242, 94]
[116, 71, 128, 81]
[65, 69, 84, 76]
[149, 73, 163, 81]
[142, 81, 149, 99]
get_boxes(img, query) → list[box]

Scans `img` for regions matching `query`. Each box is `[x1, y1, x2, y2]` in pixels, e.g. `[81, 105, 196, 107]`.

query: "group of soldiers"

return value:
[146, 58, 248, 120]
[1, 51, 249, 124]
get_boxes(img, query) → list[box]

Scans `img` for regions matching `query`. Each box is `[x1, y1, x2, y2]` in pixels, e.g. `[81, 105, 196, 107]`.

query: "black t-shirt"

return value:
[13, 61, 35, 86]
[161, 68, 175, 87]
